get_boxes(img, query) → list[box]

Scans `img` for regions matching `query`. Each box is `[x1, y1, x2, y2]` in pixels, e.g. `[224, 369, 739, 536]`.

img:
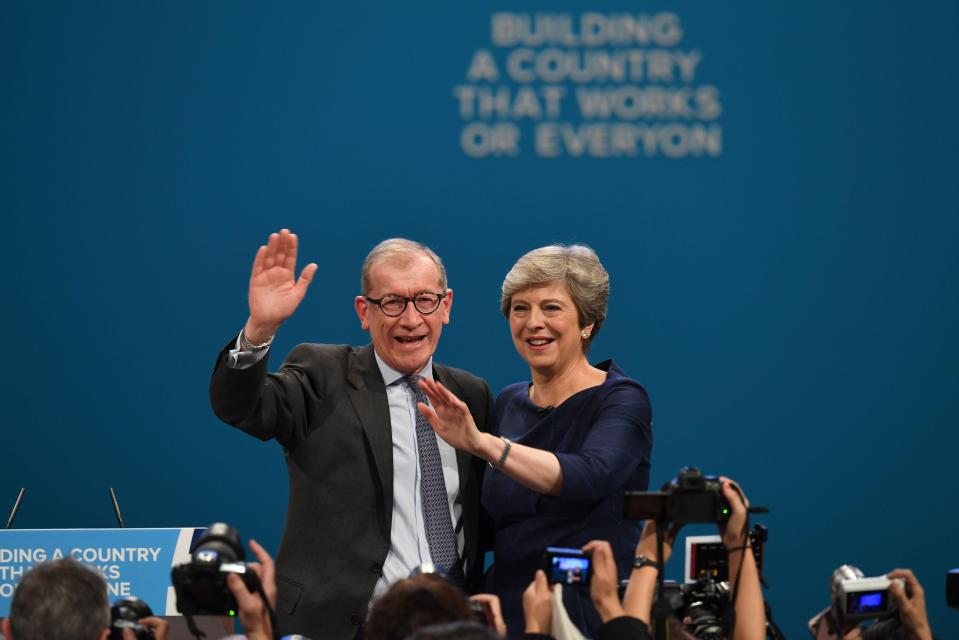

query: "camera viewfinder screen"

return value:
[848, 590, 887, 613]
[549, 555, 590, 585]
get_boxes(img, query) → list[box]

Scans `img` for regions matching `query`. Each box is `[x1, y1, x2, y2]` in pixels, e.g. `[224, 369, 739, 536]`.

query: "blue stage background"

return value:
[4, 1, 957, 635]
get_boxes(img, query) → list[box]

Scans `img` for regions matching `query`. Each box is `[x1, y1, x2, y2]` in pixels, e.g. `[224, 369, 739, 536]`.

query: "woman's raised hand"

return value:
[416, 378, 483, 453]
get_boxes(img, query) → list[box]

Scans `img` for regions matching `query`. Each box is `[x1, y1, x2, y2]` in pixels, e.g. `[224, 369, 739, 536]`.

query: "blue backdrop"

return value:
[4, 1, 957, 636]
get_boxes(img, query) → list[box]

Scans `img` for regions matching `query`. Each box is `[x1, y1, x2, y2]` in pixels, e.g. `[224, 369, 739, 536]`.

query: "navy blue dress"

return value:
[482, 360, 653, 638]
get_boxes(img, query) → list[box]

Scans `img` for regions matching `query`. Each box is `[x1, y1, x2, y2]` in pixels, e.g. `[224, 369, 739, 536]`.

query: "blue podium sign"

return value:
[0, 527, 203, 617]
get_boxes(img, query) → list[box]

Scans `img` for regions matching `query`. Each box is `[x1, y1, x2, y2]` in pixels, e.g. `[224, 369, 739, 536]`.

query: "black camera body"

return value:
[665, 468, 731, 524]
[947, 569, 959, 609]
[624, 467, 731, 524]
[171, 523, 262, 616]
[109, 596, 155, 640]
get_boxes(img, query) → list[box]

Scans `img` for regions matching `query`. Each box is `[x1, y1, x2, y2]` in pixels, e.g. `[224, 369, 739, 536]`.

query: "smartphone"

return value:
[542, 547, 592, 586]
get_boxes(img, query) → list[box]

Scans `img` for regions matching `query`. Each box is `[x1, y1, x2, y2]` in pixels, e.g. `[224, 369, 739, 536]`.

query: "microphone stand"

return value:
[6, 488, 25, 529]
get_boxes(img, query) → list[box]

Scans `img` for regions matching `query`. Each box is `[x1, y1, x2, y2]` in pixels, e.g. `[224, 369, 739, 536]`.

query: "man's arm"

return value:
[210, 229, 318, 443]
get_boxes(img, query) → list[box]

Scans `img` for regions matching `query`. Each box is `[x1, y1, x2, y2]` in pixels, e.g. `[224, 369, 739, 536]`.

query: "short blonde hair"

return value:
[501, 244, 609, 350]
[361, 238, 447, 295]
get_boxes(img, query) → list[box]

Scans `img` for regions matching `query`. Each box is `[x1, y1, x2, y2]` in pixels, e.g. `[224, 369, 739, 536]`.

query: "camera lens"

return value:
[193, 523, 245, 563]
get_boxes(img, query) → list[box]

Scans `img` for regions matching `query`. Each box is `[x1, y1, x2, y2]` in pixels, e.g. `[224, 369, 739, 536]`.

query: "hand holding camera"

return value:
[172, 523, 279, 640]
[719, 477, 750, 552]
[522, 570, 554, 635]
[110, 597, 169, 640]
[887, 568, 932, 640]
[226, 539, 277, 640]
[468, 593, 507, 637]
[581, 540, 625, 623]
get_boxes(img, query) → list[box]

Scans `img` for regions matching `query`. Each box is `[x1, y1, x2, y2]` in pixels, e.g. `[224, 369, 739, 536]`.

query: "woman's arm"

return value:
[417, 378, 650, 498]
[417, 378, 564, 494]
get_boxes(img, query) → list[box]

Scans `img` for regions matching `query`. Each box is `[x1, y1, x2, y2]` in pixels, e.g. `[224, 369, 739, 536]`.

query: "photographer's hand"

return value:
[888, 569, 933, 640]
[719, 477, 749, 550]
[247, 539, 277, 608]
[582, 540, 625, 622]
[226, 539, 277, 640]
[469, 593, 507, 637]
[120, 617, 169, 640]
[522, 570, 554, 635]
[718, 478, 765, 640]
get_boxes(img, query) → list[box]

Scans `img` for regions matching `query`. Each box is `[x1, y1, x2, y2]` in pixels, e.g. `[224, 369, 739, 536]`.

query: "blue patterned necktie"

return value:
[402, 375, 465, 586]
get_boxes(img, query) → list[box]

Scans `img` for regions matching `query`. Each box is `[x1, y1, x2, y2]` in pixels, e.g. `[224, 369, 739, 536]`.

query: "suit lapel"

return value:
[346, 345, 393, 531]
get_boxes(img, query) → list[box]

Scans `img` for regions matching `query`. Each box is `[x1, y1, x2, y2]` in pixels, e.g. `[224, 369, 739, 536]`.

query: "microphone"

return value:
[109, 487, 125, 528]
[6, 487, 24, 529]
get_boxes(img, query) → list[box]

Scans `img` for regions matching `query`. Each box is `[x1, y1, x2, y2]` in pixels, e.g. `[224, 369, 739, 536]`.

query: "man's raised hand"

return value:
[245, 229, 318, 343]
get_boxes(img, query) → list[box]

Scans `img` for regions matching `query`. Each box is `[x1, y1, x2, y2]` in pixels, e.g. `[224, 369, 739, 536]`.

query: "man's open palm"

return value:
[247, 229, 317, 338]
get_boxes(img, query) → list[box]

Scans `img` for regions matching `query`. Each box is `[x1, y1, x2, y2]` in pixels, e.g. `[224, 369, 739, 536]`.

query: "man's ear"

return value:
[440, 288, 453, 325]
[3, 616, 12, 639]
[98, 627, 110, 640]
[354, 296, 371, 331]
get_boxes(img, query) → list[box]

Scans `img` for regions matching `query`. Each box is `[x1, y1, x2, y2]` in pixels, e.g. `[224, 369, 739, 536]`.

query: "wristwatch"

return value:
[633, 555, 662, 570]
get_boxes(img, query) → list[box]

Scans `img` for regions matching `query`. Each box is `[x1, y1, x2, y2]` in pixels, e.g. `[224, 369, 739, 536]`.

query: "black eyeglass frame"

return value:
[364, 290, 448, 317]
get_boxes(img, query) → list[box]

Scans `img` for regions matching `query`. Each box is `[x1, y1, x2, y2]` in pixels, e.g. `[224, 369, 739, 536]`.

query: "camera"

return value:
[623, 467, 731, 524]
[109, 596, 154, 640]
[947, 569, 959, 609]
[171, 523, 263, 616]
[830, 565, 902, 624]
[541, 547, 592, 586]
[659, 578, 730, 640]
[468, 599, 495, 628]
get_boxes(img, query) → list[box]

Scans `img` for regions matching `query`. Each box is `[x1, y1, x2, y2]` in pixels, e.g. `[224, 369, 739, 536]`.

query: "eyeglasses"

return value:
[364, 291, 448, 317]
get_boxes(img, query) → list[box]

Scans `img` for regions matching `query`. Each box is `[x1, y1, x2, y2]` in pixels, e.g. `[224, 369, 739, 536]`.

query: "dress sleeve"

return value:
[552, 380, 652, 502]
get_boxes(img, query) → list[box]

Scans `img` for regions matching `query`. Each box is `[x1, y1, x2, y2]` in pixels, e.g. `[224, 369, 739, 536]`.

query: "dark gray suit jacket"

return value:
[210, 340, 493, 640]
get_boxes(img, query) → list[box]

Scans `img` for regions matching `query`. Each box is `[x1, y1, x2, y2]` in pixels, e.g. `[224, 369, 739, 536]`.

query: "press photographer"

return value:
[171, 523, 278, 640]
[364, 566, 507, 640]
[621, 473, 766, 640]
[808, 567, 934, 640]
[1, 558, 167, 640]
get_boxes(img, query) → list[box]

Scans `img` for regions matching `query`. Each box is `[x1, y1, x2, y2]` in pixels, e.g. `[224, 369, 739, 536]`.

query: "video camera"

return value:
[624, 467, 731, 524]
[830, 565, 903, 625]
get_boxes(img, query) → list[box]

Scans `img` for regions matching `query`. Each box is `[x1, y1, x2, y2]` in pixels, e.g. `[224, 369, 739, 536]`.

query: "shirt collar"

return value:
[373, 351, 435, 386]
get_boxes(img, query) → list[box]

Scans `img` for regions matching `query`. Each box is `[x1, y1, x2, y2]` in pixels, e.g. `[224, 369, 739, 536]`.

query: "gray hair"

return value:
[501, 244, 610, 351]
[361, 238, 447, 295]
[8, 558, 110, 640]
